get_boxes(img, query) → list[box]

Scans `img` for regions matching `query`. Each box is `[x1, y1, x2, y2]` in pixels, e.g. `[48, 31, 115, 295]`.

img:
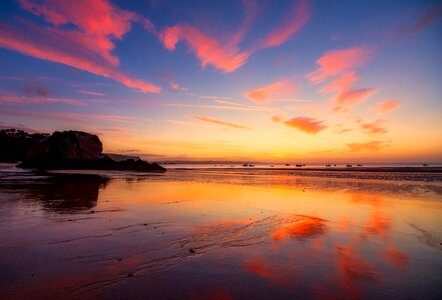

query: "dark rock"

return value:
[127, 273, 134, 277]
[189, 249, 195, 254]
[17, 130, 166, 172]
[47, 131, 102, 160]
[0, 128, 49, 162]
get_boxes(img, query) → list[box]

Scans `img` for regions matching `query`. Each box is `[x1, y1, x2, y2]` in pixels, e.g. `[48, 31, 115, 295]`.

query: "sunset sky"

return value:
[0, 0, 441, 163]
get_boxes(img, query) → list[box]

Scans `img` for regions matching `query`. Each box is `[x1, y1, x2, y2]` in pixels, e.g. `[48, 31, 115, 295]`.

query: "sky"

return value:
[0, 0, 441, 163]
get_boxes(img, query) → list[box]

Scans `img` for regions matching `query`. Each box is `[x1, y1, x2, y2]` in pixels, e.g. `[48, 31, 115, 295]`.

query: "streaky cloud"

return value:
[374, 100, 400, 114]
[77, 90, 106, 96]
[306, 46, 375, 83]
[260, 0, 310, 48]
[360, 120, 388, 135]
[160, 0, 310, 72]
[333, 88, 378, 112]
[244, 80, 298, 103]
[160, 23, 249, 73]
[320, 72, 359, 94]
[346, 140, 388, 152]
[188, 115, 252, 129]
[0, 0, 160, 93]
[396, 3, 442, 37]
[273, 116, 327, 134]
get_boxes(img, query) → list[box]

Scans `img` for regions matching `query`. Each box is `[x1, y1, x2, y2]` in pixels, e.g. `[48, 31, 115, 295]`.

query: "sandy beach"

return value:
[0, 165, 441, 299]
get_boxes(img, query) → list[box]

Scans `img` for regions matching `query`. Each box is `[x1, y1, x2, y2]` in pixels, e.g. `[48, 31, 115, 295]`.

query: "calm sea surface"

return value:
[0, 164, 441, 299]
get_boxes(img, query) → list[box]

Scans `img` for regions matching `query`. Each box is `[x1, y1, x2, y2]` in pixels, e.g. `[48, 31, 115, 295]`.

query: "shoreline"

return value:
[172, 166, 442, 173]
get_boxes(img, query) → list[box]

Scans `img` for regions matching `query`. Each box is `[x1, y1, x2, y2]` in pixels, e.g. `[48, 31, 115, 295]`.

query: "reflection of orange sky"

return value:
[271, 217, 326, 241]
[384, 247, 409, 268]
[350, 193, 384, 206]
[336, 245, 379, 298]
[244, 258, 272, 279]
[244, 257, 297, 285]
[364, 211, 391, 238]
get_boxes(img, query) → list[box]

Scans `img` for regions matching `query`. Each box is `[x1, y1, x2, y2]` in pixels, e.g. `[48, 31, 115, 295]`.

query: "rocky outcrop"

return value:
[17, 130, 165, 172]
[24, 131, 102, 164]
[0, 129, 49, 162]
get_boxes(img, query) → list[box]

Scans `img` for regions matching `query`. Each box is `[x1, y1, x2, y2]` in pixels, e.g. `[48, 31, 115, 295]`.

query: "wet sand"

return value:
[0, 166, 441, 299]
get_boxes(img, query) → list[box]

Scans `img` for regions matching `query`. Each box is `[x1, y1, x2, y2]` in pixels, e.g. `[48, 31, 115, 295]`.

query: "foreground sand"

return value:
[0, 167, 441, 299]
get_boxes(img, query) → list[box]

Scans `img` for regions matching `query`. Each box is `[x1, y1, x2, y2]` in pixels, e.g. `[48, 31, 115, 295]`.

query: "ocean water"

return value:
[0, 165, 441, 299]
[162, 162, 442, 169]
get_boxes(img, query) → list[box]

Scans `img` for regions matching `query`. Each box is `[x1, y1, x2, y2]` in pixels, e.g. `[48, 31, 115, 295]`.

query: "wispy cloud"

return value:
[396, 3, 442, 37]
[360, 120, 388, 135]
[160, 0, 310, 72]
[166, 102, 267, 111]
[169, 82, 188, 92]
[244, 80, 298, 103]
[346, 140, 388, 152]
[260, 0, 310, 48]
[373, 100, 400, 114]
[0, 0, 160, 93]
[333, 88, 378, 112]
[160, 23, 249, 72]
[273, 116, 327, 134]
[199, 95, 231, 100]
[189, 115, 251, 129]
[320, 72, 359, 94]
[306, 46, 375, 83]
[0, 108, 141, 124]
[0, 94, 85, 106]
[77, 90, 106, 96]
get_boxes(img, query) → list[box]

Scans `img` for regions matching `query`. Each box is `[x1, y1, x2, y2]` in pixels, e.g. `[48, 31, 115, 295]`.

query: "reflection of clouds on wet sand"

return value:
[244, 257, 297, 285]
[336, 245, 379, 287]
[0, 169, 440, 299]
[363, 211, 391, 238]
[271, 217, 326, 242]
[384, 247, 409, 268]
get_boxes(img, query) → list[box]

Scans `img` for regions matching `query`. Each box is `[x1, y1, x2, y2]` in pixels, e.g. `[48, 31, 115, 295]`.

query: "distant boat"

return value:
[296, 164, 303, 167]
[285, 164, 290, 166]
[423, 163, 428, 166]
[357, 164, 363, 166]
[333, 164, 337, 166]
[346, 164, 352, 167]
[242, 164, 248, 167]
[249, 164, 255, 167]
[325, 164, 331, 167]
[270, 165, 274, 167]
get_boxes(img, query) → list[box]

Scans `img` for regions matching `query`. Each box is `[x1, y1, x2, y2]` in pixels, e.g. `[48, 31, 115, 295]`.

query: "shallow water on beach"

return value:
[0, 166, 441, 299]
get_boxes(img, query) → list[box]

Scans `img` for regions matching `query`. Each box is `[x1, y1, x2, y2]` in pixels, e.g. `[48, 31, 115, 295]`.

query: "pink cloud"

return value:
[346, 140, 388, 152]
[77, 90, 106, 96]
[333, 88, 378, 112]
[360, 120, 388, 135]
[189, 115, 251, 129]
[396, 3, 442, 37]
[169, 82, 188, 92]
[320, 72, 359, 94]
[306, 46, 375, 83]
[374, 100, 400, 113]
[160, 1, 310, 72]
[260, 0, 310, 48]
[273, 116, 327, 134]
[244, 80, 298, 103]
[0, 0, 160, 93]
[0, 94, 85, 106]
[0, 108, 140, 124]
[160, 24, 249, 73]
